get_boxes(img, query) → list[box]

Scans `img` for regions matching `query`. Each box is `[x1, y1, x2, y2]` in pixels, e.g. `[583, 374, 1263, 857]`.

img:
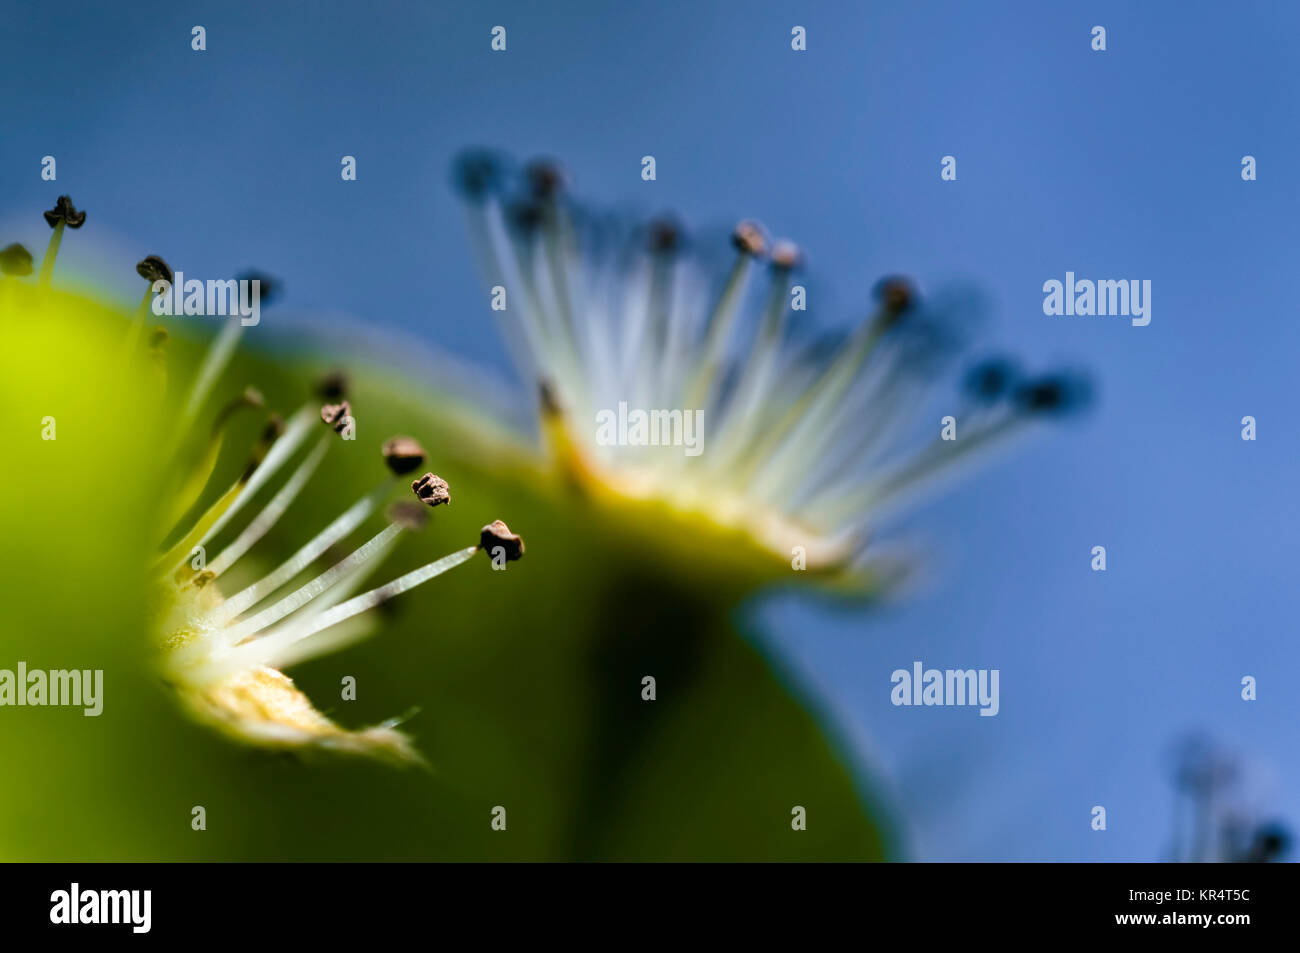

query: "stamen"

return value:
[479, 519, 525, 561]
[731, 220, 767, 259]
[205, 433, 331, 578]
[814, 370, 1089, 523]
[529, 159, 584, 369]
[680, 221, 766, 410]
[136, 255, 172, 283]
[386, 500, 428, 532]
[538, 380, 601, 489]
[238, 270, 277, 306]
[155, 478, 247, 575]
[39, 196, 85, 286]
[381, 436, 426, 475]
[162, 387, 264, 531]
[791, 360, 920, 508]
[1012, 373, 1091, 416]
[320, 400, 353, 434]
[965, 357, 1021, 405]
[177, 271, 276, 428]
[211, 478, 393, 624]
[217, 522, 406, 648]
[283, 544, 479, 639]
[615, 239, 665, 413]
[212, 387, 265, 433]
[209, 432, 426, 598]
[181, 318, 247, 428]
[315, 370, 349, 401]
[252, 613, 378, 674]
[454, 152, 548, 385]
[525, 159, 566, 202]
[42, 196, 87, 229]
[411, 472, 451, 507]
[824, 413, 1026, 522]
[127, 255, 173, 352]
[0, 244, 33, 277]
[245, 414, 286, 476]
[146, 326, 170, 399]
[708, 241, 801, 468]
[204, 544, 480, 679]
[733, 275, 917, 484]
[644, 218, 682, 392]
[211, 490, 447, 661]
[247, 552, 388, 662]
[453, 150, 503, 202]
[156, 418, 282, 572]
[195, 403, 315, 550]
[506, 199, 572, 382]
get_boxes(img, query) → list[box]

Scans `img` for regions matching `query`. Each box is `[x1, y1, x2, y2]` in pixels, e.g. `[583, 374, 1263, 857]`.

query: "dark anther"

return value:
[649, 218, 682, 254]
[873, 275, 916, 323]
[1013, 373, 1092, 416]
[43, 195, 86, 229]
[453, 150, 503, 200]
[479, 519, 524, 561]
[964, 357, 1021, 403]
[0, 244, 33, 276]
[382, 436, 427, 475]
[731, 220, 767, 258]
[524, 159, 565, 201]
[136, 255, 173, 284]
[238, 270, 278, 306]
[320, 401, 352, 433]
[411, 472, 451, 508]
[769, 240, 801, 272]
[314, 370, 349, 401]
[386, 501, 429, 532]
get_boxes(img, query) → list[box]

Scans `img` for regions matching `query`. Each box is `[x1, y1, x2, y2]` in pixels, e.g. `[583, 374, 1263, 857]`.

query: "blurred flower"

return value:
[1167, 733, 1290, 862]
[454, 152, 1088, 591]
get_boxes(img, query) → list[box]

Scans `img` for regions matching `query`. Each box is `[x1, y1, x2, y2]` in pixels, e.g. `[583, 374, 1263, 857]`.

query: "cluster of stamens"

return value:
[453, 154, 1088, 569]
[7, 195, 526, 760]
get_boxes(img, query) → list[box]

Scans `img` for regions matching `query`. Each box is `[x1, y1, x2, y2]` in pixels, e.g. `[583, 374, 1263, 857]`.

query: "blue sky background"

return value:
[3, 0, 1297, 860]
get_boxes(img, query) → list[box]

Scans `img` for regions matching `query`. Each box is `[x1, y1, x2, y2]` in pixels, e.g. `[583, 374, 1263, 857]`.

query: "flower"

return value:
[153, 391, 521, 763]
[4, 203, 526, 765]
[454, 152, 1088, 590]
[1167, 733, 1291, 863]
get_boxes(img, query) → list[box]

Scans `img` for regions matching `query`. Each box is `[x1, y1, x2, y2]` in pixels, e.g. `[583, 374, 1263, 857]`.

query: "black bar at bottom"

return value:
[0, 862, 1289, 939]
